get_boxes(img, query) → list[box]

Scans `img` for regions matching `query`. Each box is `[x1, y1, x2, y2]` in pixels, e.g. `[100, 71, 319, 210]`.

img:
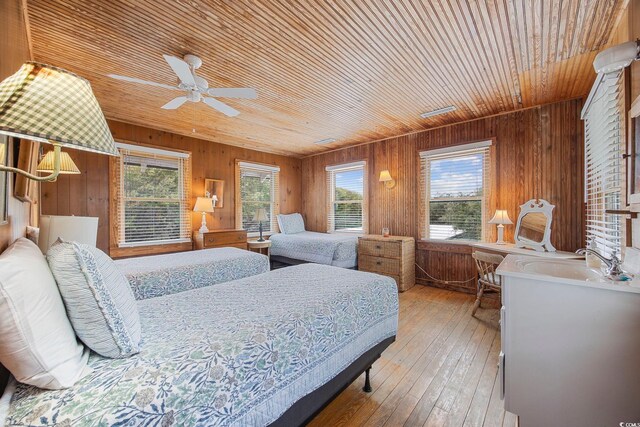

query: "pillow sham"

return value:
[47, 240, 141, 358]
[277, 213, 306, 234]
[0, 238, 89, 389]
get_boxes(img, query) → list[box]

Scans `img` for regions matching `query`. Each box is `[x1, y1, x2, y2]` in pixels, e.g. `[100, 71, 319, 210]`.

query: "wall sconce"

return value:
[0, 62, 119, 182]
[36, 150, 81, 180]
[379, 170, 396, 189]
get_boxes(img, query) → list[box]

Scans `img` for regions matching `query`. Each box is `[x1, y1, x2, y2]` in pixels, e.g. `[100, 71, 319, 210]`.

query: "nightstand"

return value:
[358, 235, 415, 292]
[247, 239, 271, 256]
[193, 229, 247, 250]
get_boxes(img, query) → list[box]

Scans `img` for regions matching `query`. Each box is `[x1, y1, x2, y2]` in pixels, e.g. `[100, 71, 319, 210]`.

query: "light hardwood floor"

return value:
[309, 285, 517, 427]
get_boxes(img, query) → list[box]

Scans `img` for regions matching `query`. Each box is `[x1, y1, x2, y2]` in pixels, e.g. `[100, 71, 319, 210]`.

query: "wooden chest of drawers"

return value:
[358, 235, 415, 292]
[193, 229, 247, 250]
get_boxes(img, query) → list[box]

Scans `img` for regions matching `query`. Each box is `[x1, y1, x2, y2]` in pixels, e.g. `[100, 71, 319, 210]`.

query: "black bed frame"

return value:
[268, 336, 395, 427]
[269, 255, 357, 270]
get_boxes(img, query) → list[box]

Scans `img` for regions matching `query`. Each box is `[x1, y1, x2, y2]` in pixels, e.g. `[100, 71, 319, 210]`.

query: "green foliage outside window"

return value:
[240, 172, 272, 232]
[123, 161, 182, 243]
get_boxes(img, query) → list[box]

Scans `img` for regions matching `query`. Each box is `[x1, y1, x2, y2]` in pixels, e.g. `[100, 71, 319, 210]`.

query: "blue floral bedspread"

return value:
[270, 231, 358, 267]
[4, 264, 398, 427]
[115, 247, 270, 300]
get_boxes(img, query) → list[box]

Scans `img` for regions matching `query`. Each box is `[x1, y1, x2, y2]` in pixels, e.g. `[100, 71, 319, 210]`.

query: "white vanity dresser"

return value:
[496, 255, 640, 427]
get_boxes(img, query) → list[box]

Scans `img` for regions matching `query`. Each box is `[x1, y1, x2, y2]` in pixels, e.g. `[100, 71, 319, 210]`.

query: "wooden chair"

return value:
[471, 251, 504, 316]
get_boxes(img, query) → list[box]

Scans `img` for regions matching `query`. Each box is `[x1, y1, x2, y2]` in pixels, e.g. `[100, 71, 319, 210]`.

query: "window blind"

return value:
[114, 143, 191, 247]
[326, 161, 367, 233]
[235, 161, 280, 234]
[419, 141, 491, 241]
[582, 71, 625, 257]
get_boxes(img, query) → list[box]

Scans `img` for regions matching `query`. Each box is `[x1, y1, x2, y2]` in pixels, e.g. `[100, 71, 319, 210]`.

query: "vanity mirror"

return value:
[204, 178, 224, 208]
[514, 199, 556, 252]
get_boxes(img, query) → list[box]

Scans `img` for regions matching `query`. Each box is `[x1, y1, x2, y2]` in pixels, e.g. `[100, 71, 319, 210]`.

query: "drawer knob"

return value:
[376, 245, 382, 249]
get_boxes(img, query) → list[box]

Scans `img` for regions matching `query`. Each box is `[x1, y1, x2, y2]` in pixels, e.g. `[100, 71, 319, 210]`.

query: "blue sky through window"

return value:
[335, 169, 364, 195]
[430, 153, 483, 198]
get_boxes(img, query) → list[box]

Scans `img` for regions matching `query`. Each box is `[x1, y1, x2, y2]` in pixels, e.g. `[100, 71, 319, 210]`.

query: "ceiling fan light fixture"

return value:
[420, 105, 456, 119]
[314, 138, 337, 145]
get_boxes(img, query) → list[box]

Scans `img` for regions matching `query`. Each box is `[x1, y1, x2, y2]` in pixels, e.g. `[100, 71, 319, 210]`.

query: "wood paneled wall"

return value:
[301, 98, 585, 293]
[41, 121, 302, 255]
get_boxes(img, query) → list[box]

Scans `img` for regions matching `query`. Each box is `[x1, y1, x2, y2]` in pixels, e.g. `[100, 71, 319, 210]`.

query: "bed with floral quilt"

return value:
[2, 264, 398, 427]
[115, 247, 270, 300]
[269, 231, 359, 268]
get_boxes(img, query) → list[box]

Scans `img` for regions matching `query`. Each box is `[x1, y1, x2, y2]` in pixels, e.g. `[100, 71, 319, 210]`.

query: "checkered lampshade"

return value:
[0, 62, 118, 156]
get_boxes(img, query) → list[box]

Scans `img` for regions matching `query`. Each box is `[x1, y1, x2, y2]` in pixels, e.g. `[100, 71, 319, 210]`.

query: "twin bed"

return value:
[0, 237, 398, 426]
[270, 213, 360, 268]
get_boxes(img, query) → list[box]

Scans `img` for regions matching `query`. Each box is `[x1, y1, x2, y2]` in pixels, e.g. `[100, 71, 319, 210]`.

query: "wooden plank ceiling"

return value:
[25, 0, 626, 156]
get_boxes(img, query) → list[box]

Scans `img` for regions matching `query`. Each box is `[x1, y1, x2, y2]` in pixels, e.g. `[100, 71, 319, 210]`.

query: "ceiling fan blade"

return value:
[207, 88, 257, 99]
[107, 74, 179, 91]
[161, 96, 188, 110]
[203, 97, 240, 117]
[163, 54, 196, 87]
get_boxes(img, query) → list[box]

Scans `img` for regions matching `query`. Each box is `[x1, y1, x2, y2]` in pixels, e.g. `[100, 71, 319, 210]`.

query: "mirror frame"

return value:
[514, 198, 556, 252]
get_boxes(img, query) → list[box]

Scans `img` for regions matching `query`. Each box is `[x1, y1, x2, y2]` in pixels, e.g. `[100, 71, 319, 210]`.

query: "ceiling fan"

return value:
[107, 54, 257, 117]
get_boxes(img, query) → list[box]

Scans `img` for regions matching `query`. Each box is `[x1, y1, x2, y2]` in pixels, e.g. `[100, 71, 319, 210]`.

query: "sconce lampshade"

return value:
[193, 197, 215, 213]
[379, 169, 396, 189]
[37, 150, 80, 174]
[379, 170, 393, 182]
[0, 62, 118, 156]
[489, 210, 513, 225]
[253, 207, 268, 222]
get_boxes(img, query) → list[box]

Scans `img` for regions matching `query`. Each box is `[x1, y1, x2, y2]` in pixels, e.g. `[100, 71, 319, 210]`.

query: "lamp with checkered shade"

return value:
[0, 62, 118, 182]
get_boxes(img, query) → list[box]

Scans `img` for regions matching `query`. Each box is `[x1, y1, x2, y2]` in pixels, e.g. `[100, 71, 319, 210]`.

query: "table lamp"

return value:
[489, 210, 513, 244]
[0, 62, 119, 181]
[193, 197, 215, 233]
[253, 208, 268, 242]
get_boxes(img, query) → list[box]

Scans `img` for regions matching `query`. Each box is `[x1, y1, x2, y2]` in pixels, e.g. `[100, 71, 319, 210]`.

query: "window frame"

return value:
[112, 142, 192, 251]
[235, 160, 280, 237]
[419, 140, 493, 243]
[326, 160, 368, 234]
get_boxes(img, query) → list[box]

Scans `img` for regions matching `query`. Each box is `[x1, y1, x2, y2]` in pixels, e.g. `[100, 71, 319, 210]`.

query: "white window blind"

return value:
[326, 161, 367, 233]
[235, 161, 280, 235]
[419, 141, 491, 241]
[114, 143, 191, 247]
[582, 71, 625, 257]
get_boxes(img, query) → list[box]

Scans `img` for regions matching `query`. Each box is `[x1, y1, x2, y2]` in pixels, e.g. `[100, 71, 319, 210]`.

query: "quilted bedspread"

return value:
[115, 247, 270, 300]
[270, 231, 358, 266]
[4, 264, 398, 427]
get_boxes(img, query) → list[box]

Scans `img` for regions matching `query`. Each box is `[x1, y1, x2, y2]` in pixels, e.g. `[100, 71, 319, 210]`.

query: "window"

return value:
[114, 143, 191, 247]
[419, 141, 491, 241]
[582, 71, 625, 257]
[326, 161, 367, 233]
[235, 161, 280, 235]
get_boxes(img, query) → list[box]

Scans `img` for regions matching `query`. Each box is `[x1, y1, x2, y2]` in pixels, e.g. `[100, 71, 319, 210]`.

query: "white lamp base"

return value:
[199, 212, 209, 233]
[495, 224, 506, 245]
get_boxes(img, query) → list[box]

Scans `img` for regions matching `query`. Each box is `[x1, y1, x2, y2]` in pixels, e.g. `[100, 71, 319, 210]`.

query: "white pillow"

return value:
[0, 238, 89, 389]
[47, 240, 141, 358]
[277, 213, 306, 234]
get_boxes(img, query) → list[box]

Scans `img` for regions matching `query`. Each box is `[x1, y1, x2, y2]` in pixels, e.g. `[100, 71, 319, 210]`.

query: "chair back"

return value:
[472, 251, 504, 289]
